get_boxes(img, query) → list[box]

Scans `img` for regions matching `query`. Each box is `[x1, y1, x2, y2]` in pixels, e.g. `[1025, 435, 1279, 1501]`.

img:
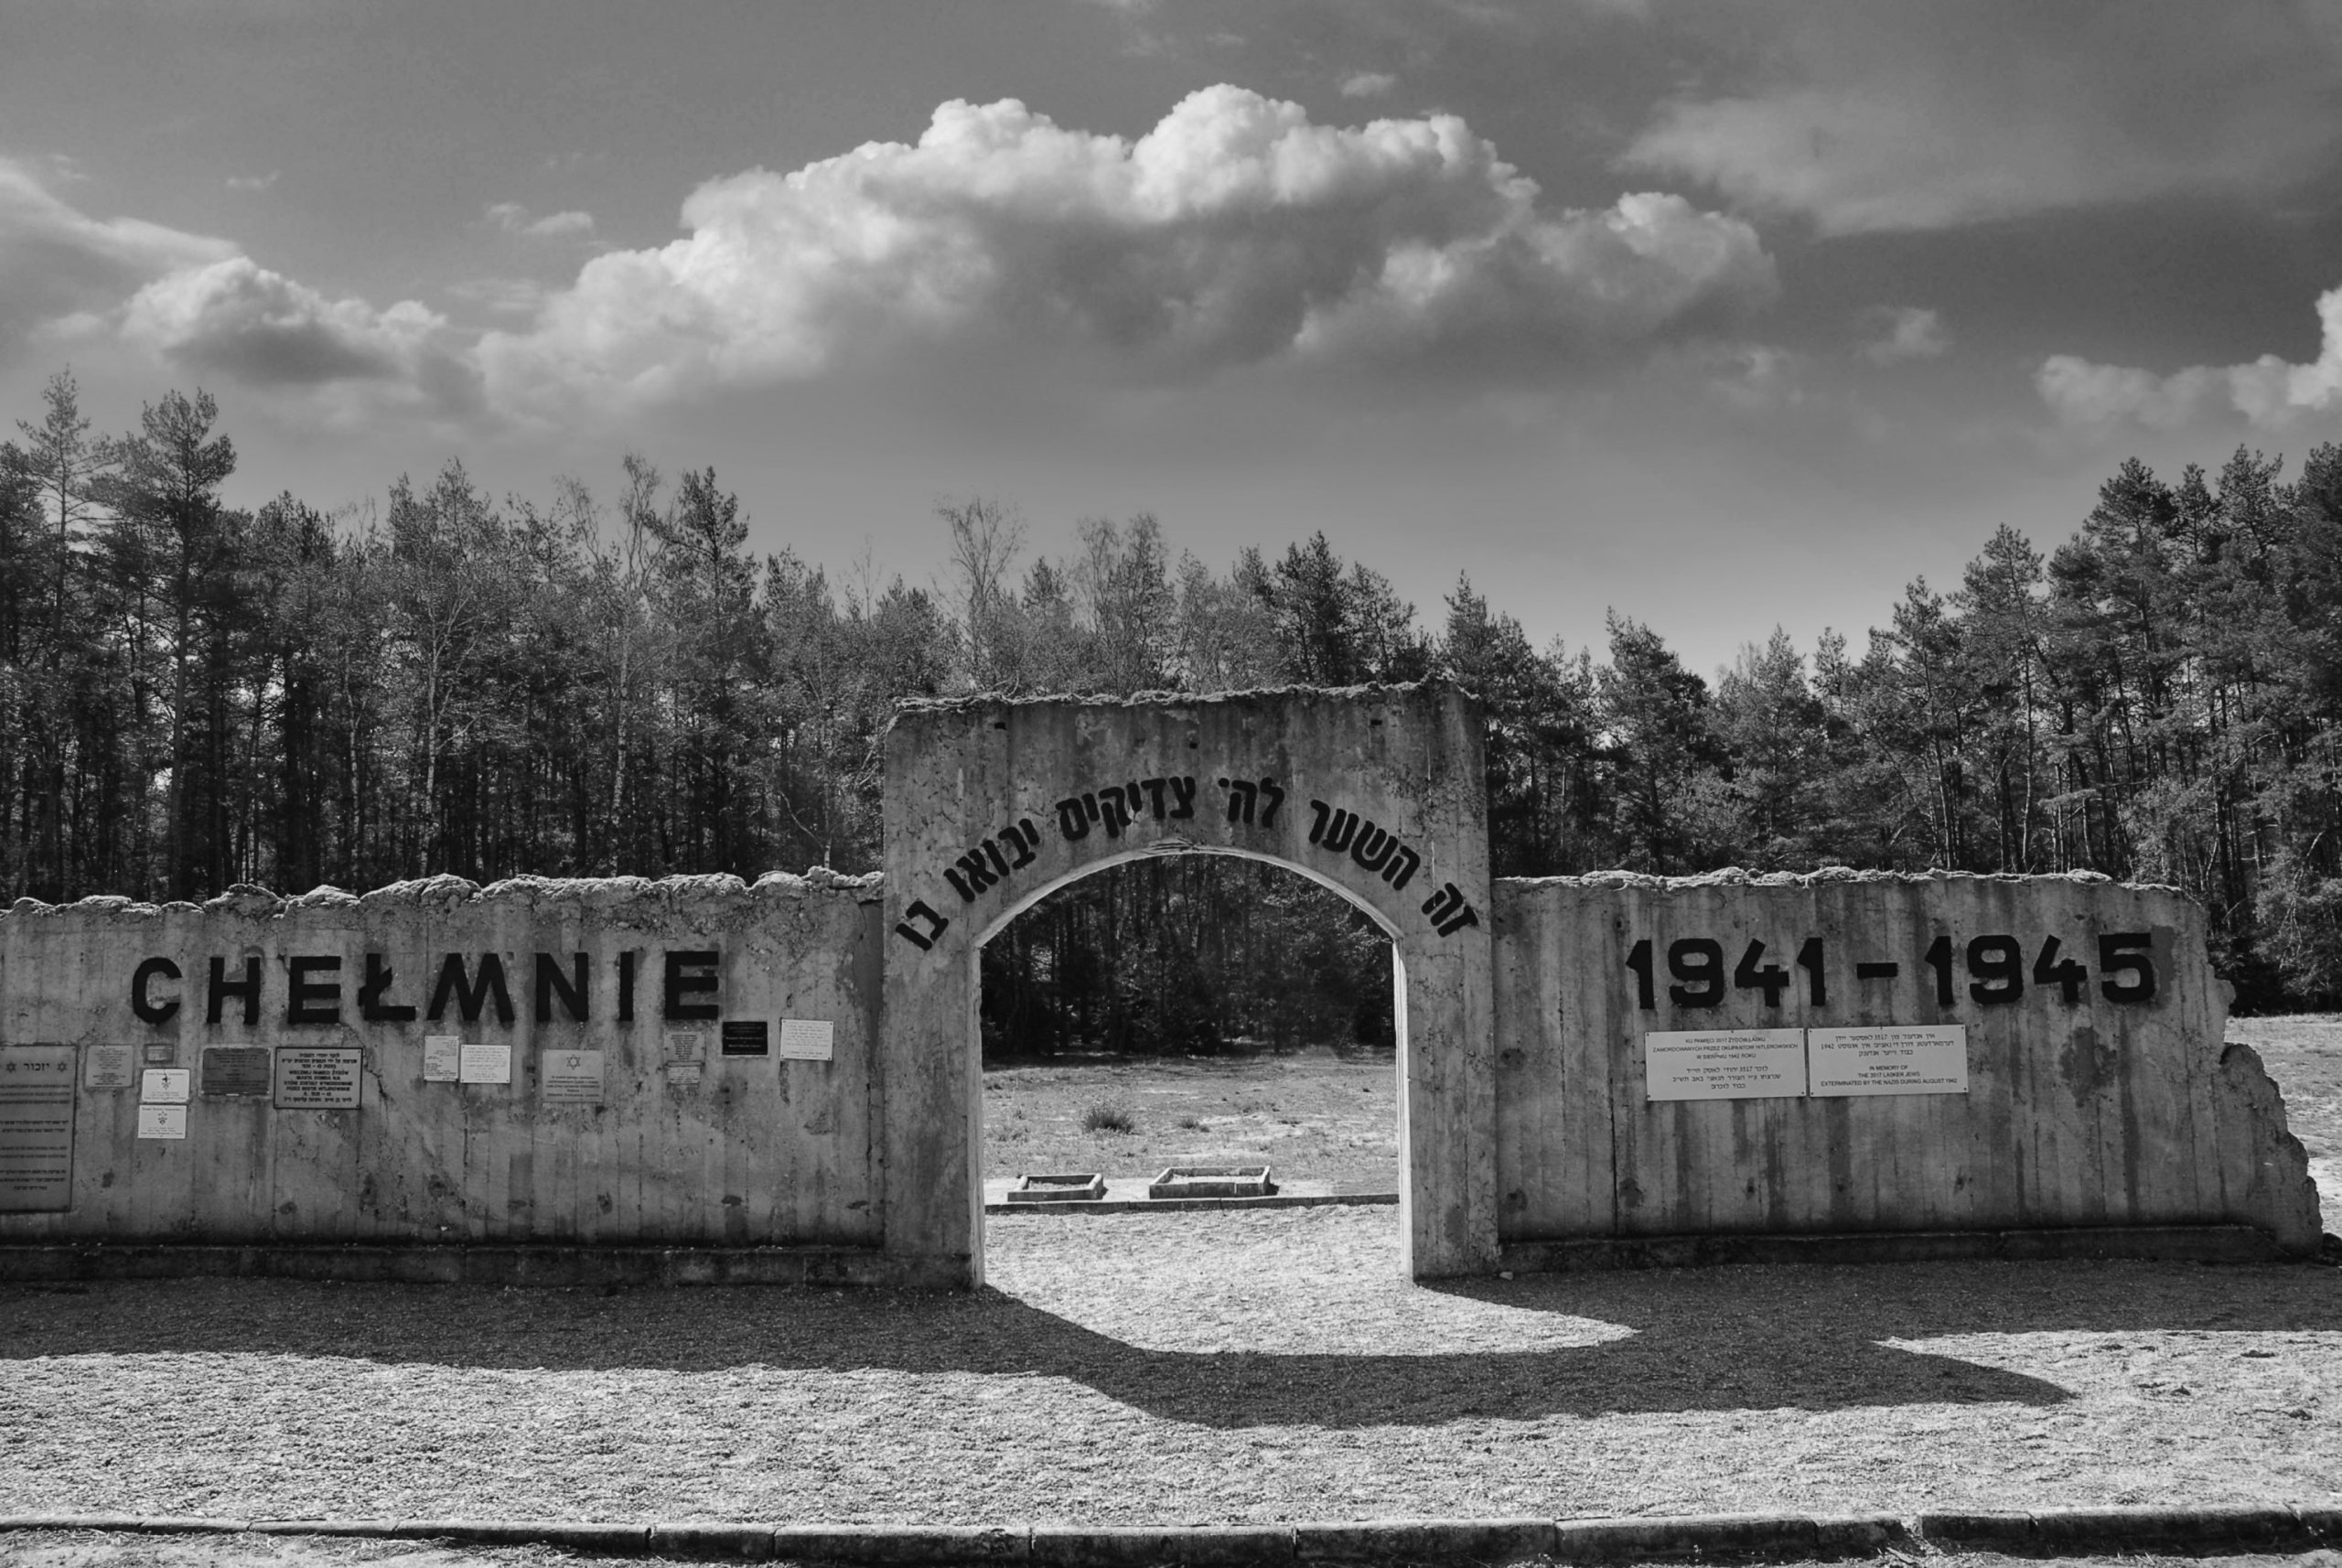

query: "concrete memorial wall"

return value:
[1488, 869, 2324, 1263]
[0, 872, 894, 1279]
[0, 682, 2324, 1283]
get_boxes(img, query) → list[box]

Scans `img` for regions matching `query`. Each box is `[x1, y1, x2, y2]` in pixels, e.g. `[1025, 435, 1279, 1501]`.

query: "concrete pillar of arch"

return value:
[877, 683, 1496, 1286]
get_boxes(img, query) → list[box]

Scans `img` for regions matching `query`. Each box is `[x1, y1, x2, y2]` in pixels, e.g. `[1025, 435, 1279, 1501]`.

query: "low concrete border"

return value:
[5, 1506, 2338, 1563]
[985, 1192, 1398, 1216]
[1499, 1224, 2291, 1273]
[0, 1243, 964, 1290]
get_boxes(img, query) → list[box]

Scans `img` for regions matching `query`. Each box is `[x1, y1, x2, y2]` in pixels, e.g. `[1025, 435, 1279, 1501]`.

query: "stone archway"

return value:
[879, 682, 1497, 1286]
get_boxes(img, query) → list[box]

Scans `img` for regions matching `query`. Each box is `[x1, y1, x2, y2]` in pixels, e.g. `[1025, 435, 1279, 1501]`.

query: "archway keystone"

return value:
[879, 682, 1497, 1285]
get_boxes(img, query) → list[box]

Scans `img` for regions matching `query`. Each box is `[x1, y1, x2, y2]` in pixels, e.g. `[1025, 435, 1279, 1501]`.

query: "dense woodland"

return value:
[8, 369, 2342, 1050]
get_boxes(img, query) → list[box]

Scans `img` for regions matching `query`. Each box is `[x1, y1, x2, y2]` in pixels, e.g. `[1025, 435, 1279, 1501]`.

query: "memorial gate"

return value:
[0, 682, 2323, 1285]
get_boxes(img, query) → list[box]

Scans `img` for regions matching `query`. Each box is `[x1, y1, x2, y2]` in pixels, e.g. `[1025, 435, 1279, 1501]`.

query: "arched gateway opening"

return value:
[879, 683, 1498, 1287]
[975, 847, 1406, 1218]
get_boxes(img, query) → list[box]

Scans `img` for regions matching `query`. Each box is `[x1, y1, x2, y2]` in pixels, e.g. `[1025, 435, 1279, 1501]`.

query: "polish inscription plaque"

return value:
[0, 1046, 76, 1211]
[274, 1047, 362, 1110]
[1644, 1028, 1807, 1101]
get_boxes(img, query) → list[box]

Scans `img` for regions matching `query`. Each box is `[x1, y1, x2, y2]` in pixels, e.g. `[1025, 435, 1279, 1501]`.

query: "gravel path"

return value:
[2, 1207, 2337, 1526]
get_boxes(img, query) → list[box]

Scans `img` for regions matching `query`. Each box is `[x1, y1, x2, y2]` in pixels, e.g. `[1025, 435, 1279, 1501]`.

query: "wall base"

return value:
[1500, 1223, 2303, 1273]
[0, 1242, 972, 1290]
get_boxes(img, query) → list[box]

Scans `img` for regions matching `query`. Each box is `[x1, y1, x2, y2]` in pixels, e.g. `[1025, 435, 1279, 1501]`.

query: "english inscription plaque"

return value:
[202, 1045, 271, 1098]
[141, 1069, 189, 1103]
[0, 1046, 76, 1211]
[274, 1047, 362, 1110]
[1808, 1025, 1969, 1097]
[779, 1018, 834, 1061]
[1644, 1028, 1807, 1101]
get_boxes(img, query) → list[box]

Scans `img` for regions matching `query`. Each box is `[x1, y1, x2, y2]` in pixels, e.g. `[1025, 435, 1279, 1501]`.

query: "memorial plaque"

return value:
[202, 1045, 271, 1098]
[137, 1104, 188, 1140]
[1808, 1025, 1969, 1098]
[142, 1041, 177, 1065]
[662, 1028, 708, 1062]
[458, 1039, 510, 1085]
[0, 1046, 76, 1211]
[542, 1049, 604, 1105]
[84, 1043, 135, 1090]
[719, 1020, 769, 1057]
[274, 1047, 362, 1110]
[1644, 1028, 1808, 1101]
[665, 1060, 704, 1088]
[141, 1068, 190, 1103]
[422, 1035, 461, 1083]
[778, 1018, 834, 1061]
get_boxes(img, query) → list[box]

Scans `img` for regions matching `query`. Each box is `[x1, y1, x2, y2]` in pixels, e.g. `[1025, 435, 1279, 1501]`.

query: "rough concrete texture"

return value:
[1489, 870, 2323, 1254]
[881, 682, 1494, 1283]
[0, 873, 885, 1251]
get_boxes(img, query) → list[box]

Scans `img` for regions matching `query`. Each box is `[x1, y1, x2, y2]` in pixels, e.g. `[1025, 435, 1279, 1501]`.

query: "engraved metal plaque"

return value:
[779, 1018, 834, 1061]
[719, 1020, 769, 1057]
[0, 1046, 76, 1211]
[274, 1047, 362, 1110]
[1808, 1025, 1969, 1097]
[201, 1045, 272, 1098]
[542, 1049, 604, 1105]
[1644, 1028, 1808, 1101]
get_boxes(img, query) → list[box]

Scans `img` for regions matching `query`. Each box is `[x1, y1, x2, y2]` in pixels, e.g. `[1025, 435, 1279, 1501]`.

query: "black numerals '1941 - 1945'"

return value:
[1624, 933, 2156, 1011]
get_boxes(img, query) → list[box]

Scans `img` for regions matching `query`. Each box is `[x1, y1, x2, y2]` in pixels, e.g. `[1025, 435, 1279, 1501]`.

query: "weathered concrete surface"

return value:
[0, 873, 884, 1251]
[881, 682, 1495, 1283]
[1489, 869, 2323, 1254]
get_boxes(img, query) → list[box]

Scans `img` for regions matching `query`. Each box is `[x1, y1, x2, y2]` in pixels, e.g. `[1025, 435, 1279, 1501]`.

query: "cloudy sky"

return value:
[5, 0, 2342, 674]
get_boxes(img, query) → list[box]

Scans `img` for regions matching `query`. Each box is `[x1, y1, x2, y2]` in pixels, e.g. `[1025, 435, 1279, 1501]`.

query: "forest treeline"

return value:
[8, 370, 2342, 1047]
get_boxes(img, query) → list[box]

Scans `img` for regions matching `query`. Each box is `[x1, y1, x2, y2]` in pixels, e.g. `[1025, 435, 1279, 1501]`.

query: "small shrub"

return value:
[1176, 1114, 1206, 1132]
[1081, 1100, 1136, 1134]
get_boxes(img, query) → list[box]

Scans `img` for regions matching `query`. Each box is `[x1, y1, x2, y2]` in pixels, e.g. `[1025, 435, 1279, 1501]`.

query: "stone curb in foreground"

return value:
[4, 1506, 2339, 1562]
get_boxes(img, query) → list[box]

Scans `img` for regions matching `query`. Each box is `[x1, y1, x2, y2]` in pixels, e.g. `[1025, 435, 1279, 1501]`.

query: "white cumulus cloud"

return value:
[1340, 71, 1398, 99]
[118, 255, 478, 424]
[481, 86, 1775, 415]
[2036, 284, 2342, 432]
[0, 156, 236, 352]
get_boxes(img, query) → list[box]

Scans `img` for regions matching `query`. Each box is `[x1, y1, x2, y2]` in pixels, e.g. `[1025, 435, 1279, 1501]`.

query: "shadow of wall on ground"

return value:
[4, 1257, 2334, 1430]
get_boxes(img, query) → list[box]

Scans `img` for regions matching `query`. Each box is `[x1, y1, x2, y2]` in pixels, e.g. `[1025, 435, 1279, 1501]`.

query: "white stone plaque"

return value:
[542, 1049, 603, 1105]
[1808, 1025, 1970, 1097]
[1644, 1028, 1808, 1101]
[665, 1060, 704, 1088]
[458, 1039, 510, 1085]
[422, 1035, 461, 1082]
[141, 1069, 190, 1104]
[84, 1044, 135, 1090]
[274, 1047, 361, 1110]
[137, 1104, 188, 1140]
[662, 1028, 708, 1063]
[779, 1018, 834, 1061]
